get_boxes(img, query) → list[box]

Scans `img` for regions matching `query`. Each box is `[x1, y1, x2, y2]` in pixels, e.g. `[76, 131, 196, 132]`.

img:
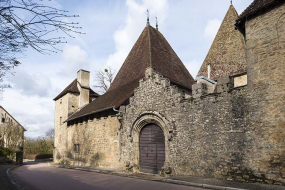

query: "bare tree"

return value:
[45, 128, 54, 140]
[0, 0, 84, 92]
[0, 121, 24, 151]
[94, 67, 115, 94]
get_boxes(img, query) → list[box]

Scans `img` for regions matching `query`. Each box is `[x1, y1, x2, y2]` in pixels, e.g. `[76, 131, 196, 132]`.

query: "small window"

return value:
[60, 99, 62, 104]
[74, 143, 80, 153]
[1, 118, 5, 123]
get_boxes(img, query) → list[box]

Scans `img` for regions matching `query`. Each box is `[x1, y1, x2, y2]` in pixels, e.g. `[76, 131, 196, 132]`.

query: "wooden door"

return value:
[139, 124, 165, 174]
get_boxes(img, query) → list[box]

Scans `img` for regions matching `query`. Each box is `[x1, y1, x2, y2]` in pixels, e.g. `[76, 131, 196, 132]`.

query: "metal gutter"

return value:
[195, 76, 217, 84]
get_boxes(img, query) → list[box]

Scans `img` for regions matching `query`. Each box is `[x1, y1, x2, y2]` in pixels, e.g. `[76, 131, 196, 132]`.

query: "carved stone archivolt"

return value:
[130, 111, 173, 171]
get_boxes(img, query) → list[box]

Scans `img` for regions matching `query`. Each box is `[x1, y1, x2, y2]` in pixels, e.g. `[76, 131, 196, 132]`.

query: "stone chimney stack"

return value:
[77, 69, 90, 108]
[207, 64, 211, 79]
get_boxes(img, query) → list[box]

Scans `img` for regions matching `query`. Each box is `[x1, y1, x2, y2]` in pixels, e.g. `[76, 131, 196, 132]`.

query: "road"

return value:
[11, 162, 206, 190]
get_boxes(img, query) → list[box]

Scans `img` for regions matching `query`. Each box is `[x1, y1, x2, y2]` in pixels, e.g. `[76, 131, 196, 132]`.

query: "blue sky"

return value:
[1, 0, 252, 137]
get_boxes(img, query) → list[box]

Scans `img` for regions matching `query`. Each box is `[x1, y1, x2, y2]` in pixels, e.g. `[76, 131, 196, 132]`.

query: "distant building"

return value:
[54, 0, 285, 184]
[0, 106, 26, 164]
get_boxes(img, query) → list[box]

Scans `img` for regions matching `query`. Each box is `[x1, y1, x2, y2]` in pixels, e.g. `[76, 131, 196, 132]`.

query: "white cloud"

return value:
[58, 44, 90, 77]
[8, 69, 53, 97]
[1, 89, 54, 138]
[106, 0, 169, 71]
[203, 19, 222, 41]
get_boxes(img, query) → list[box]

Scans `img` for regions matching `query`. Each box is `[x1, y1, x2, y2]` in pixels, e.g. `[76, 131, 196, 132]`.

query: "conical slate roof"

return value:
[197, 5, 246, 80]
[67, 25, 195, 121]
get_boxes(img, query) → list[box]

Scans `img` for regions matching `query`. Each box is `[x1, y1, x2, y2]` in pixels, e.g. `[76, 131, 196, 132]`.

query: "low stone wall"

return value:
[54, 114, 124, 169]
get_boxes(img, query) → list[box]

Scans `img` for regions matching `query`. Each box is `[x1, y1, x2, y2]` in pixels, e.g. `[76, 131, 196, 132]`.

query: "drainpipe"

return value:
[113, 106, 125, 114]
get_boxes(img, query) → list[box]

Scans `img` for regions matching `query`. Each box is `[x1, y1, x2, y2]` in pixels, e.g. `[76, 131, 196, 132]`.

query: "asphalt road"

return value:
[11, 162, 207, 190]
[0, 165, 17, 190]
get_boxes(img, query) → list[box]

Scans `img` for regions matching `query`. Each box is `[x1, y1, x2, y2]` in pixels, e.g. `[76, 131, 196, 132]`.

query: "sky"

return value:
[0, 0, 252, 138]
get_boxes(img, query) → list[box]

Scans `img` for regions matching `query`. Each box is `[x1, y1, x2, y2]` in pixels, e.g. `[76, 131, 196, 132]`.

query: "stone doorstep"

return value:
[49, 163, 247, 190]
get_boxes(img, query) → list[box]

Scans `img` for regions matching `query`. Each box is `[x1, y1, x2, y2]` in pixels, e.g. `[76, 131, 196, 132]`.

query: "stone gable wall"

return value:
[120, 65, 285, 184]
[120, 71, 249, 180]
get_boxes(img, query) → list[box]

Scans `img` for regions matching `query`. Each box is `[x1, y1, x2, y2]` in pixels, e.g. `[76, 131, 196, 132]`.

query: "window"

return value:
[1, 118, 5, 123]
[74, 143, 80, 153]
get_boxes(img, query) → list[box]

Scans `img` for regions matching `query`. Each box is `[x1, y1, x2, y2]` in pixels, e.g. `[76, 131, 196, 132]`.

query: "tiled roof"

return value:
[67, 79, 139, 121]
[239, 0, 278, 20]
[67, 25, 195, 121]
[109, 25, 195, 91]
[53, 79, 99, 101]
[197, 5, 246, 80]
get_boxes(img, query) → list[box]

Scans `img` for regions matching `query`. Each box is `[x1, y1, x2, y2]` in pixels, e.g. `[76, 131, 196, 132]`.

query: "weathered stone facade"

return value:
[121, 70, 247, 178]
[0, 106, 26, 164]
[243, 2, 285, 183]
[54, 1, 285, 185]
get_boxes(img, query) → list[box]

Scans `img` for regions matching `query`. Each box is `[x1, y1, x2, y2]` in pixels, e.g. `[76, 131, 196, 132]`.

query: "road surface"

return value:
[11, 162, 206, 190]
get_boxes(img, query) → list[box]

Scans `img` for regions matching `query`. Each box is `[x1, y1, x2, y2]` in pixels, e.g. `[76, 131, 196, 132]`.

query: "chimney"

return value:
[207, 64, 211, 79]
[77, 69, 90, 108]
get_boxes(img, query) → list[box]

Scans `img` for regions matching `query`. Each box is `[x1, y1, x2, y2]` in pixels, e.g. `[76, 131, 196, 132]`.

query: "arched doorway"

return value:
[139, 124, 165, 174]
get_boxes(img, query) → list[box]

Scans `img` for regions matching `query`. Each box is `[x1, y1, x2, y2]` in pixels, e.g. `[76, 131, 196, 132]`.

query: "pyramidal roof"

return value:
[67, 25, 195, 121]
[109, 25, 195, 91]
[197, 5, 246, 80]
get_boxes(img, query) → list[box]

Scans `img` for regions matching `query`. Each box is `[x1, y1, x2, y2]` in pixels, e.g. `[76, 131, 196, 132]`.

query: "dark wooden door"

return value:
[139, 124, 165, 174]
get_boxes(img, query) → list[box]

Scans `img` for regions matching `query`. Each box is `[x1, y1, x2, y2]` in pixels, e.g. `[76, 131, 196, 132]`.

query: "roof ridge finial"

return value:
[231, 0, 232, 5]
[146, 10, 150, 26]
[155, 17, 158, 30]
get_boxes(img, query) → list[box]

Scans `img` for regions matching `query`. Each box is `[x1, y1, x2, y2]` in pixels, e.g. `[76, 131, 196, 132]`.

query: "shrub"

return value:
[0, 147, 15, 157]
[23, 154, 37, 160]
[0, 157, 14, 165]
[35, 154, 53, 160]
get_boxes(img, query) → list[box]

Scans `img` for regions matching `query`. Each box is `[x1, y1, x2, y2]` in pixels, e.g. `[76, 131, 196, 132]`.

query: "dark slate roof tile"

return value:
[239, 0, 279, 20]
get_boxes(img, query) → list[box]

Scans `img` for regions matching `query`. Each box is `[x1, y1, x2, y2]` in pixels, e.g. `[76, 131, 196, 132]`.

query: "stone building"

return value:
[0, 106, 26, 164]
[54, 0, 285, 184]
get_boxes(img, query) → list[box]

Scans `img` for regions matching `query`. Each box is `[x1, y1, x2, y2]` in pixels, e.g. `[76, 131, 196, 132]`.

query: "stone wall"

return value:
[54, 94, 123, 168]
[63, 115, 122, 168]
[120, 71, 248, 179]
[54, 93, 69, 163]
[118, 65, 284, 184]
[244, 2, 285, 184]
